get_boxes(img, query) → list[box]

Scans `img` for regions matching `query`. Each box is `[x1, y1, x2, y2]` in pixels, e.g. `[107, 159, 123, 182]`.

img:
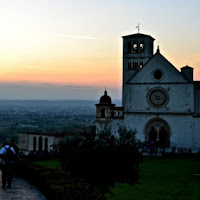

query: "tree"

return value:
[59, 125, 141, 194]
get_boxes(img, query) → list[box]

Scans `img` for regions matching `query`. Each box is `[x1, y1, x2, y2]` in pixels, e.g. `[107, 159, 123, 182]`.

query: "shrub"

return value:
[16, 159, 105, 200]
[59, 125, 141, 194]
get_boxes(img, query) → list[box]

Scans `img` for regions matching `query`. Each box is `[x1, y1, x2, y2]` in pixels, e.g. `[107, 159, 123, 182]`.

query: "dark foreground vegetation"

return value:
[16, 125, 141, 200]
[16, 159, 103, 200]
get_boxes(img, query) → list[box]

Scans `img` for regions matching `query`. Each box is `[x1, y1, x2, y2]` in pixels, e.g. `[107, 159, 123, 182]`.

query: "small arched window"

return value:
[111, 111, 114, 118]
[33, 137, 36, 151]
[39, 136, 43, 151]
[127, 42, 132, 54]
[140, 42, 145, 53]
[133, 42, 138, 54]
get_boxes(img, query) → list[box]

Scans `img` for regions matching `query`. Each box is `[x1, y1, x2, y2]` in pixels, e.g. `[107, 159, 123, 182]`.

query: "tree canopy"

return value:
[59, 125, 141, 194]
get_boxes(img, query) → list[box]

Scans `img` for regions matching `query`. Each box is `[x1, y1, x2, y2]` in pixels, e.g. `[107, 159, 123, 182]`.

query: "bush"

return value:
[59, 125, 141, 194]
[16, 159, 105, 200]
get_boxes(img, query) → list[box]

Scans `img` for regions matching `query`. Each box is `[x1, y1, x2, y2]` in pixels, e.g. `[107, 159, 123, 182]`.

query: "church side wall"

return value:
[194, 87, 200, 114]
[193, 117, 200, 150]
[123, 114, 194, 150]
[124, 84, 194, 113]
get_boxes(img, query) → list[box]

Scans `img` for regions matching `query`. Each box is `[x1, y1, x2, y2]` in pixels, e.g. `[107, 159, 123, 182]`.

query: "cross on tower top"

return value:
[136, 24, 140, 33]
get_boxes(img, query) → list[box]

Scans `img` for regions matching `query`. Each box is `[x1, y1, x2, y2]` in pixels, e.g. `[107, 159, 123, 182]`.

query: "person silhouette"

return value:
[0, 142, 16, 188]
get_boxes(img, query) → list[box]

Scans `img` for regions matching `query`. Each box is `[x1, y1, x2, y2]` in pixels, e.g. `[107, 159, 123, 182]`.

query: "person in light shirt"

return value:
[0, 142, 16, 188]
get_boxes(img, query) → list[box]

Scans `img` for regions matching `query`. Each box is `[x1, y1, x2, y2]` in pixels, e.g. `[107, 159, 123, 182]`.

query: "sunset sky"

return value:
[0, 0, 200, 99]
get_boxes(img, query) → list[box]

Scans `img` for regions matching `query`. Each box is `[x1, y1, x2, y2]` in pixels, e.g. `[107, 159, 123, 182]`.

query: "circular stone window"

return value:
[147, 87, 169, 108]
[151, 69, 164, 81]
[154, 70, 163, 80]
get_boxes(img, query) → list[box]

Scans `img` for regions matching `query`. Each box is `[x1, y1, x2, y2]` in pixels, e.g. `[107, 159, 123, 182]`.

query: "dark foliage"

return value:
[59, 125, 141, 194]
[16, 159, 106, 200]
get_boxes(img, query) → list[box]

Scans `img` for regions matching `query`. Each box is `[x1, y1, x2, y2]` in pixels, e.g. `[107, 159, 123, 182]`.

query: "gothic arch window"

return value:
[159, 127, 169, 146]
[133, 42, 138, 54]
[33, 137, 36, 151]
[45, 137, 48, 151]
[127, 42, 132, 54]
[39, 136, 43, 151]
[140, 41, 145, 53]
[144, 117, 171, 147]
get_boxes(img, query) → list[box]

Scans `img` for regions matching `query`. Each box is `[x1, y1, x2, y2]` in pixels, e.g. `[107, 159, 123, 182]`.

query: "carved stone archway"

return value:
[144, 117, 171, 146]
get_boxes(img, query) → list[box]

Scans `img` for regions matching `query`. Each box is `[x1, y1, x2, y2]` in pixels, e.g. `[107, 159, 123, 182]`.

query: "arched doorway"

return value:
[144, 117, 171, 146]
[149, 127, 157, 142]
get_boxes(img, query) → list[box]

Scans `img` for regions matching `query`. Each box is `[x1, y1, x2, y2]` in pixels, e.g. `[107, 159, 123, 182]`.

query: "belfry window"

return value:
[140, 42, 145, 53]
[133, 42, 138, 54]
[127, 42, 132, 54]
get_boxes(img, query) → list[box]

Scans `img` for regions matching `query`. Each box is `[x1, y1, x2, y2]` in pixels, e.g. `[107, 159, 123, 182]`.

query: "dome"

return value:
[100, 90, 112, 104]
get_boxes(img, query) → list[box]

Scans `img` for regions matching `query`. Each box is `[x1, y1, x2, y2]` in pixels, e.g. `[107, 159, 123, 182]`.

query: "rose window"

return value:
[147, 87, 169, 108]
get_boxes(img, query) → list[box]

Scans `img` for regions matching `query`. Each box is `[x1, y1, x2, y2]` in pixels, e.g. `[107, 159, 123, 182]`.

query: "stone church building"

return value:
[96, 32, 200, 151]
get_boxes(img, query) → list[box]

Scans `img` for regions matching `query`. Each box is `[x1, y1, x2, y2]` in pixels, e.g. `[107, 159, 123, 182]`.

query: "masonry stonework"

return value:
[96, 32, 200, 152]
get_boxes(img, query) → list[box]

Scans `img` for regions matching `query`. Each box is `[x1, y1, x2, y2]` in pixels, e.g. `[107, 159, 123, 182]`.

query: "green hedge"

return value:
[16, 159, 106, 200]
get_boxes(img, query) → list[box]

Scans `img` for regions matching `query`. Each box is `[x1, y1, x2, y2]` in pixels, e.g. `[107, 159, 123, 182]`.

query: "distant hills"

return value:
[0, 83, 121, 101]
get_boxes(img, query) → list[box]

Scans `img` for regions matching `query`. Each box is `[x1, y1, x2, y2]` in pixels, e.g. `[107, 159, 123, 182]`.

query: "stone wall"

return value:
[18, 133, 29, 151]
[18, 133, 63, 152]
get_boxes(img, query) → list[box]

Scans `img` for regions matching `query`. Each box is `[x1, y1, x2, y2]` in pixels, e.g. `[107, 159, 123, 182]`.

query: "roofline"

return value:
[122, 33, 155, 40]
[127, 51, 192, 84]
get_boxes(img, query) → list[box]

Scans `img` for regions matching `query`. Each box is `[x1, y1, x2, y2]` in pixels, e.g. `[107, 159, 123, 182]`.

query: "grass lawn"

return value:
[106, 157, 200, 200]
[33, 159, 61, 169]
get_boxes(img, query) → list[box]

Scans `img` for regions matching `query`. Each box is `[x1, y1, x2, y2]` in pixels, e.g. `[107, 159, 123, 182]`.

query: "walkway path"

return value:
[0, 170, 46, 200]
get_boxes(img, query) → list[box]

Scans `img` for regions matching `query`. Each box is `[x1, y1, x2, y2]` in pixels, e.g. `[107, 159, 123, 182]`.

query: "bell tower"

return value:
[122, 33, 155, 84]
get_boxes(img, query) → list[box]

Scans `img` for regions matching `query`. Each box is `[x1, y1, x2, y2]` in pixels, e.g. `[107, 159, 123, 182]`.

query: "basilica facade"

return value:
[96, 33, 200, 151]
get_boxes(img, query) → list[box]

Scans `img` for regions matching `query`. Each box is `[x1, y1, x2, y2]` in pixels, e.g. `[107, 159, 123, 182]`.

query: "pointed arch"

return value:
[144, 117, 171, 146]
